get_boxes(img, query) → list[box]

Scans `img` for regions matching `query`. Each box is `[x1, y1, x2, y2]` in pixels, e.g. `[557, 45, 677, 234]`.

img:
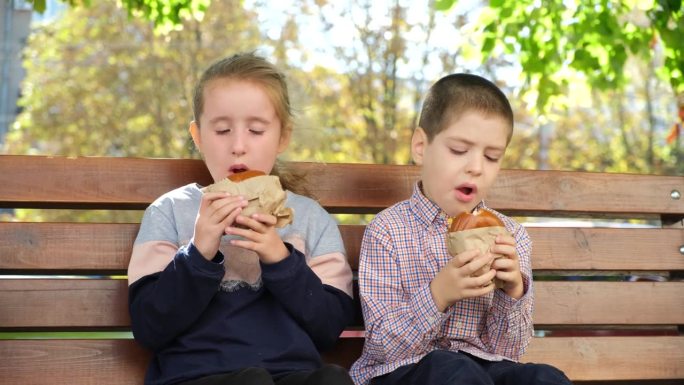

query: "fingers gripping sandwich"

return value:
[202, 170, 294, 228]
[446, 208, 509, 288]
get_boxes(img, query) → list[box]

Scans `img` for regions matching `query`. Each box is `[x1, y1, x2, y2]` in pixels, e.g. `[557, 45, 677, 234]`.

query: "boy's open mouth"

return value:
[458, 186, 474, 195]
[455, 183, 478, 202]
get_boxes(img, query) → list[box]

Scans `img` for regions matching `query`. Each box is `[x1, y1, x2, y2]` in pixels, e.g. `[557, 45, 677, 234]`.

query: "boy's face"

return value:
[411, 110, 509, 217]
[190, 79, 290, 183]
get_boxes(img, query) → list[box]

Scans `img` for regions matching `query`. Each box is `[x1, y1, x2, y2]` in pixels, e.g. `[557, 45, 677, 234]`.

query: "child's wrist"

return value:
[503, 280, 524, 299]
[429, 278, 449, 312]
[192, 237, 217, 261]
[260, 241, 290, 264]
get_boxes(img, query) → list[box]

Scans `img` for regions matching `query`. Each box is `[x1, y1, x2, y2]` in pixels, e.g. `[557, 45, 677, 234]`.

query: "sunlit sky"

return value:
[34, 0, 524, 87]
[243, 0, 509, 82]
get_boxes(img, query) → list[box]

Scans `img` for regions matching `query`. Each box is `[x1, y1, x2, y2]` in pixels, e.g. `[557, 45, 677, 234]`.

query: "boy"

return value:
[349, 74, 572, 385]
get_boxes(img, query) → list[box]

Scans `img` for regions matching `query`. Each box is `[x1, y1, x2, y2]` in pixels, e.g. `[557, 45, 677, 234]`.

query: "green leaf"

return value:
[30, 0, 47, 13]
[482, 36, 496, 53]
[490, 0, 505, 8]
[434, 0, 457, 11]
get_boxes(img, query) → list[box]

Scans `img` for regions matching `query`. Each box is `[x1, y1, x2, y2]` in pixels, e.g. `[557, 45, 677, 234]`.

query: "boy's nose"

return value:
[466, 154, 483, 175]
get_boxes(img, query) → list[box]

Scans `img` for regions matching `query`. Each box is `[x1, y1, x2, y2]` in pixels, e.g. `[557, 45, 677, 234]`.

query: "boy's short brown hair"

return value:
[418, 73, 514, 143]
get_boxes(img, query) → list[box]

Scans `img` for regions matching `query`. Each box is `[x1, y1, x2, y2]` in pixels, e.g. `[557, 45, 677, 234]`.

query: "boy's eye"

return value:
[485, 155, 500, 162]
[249, 129, 265, 135]
[449, 148, 466, 155]
[215, 128, 230, 135]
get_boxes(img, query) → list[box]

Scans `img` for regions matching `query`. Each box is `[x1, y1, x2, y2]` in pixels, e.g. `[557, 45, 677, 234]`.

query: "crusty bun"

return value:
[449, 208, 504, 232]
[228, 170, 266, 182]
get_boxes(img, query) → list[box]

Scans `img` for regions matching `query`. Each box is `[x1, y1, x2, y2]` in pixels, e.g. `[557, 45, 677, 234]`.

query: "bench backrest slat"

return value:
[2, 223, 683, 272]
[1, 280, 682, 328]
[1, 156, 682, 216]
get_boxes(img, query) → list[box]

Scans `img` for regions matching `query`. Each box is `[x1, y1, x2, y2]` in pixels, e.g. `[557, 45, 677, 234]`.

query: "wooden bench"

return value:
[0, 154, 682, 384]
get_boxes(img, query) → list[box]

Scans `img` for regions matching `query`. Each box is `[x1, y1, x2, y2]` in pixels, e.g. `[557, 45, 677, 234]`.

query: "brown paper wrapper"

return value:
[446, 226, 510, 288]
[201, 175, 294, 228]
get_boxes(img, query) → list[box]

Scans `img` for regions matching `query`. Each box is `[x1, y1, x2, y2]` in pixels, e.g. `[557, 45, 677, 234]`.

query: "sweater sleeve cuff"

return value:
[260, 242, 303, 281]
[184, 241, 225, 276]
[410, 284, 448, 333]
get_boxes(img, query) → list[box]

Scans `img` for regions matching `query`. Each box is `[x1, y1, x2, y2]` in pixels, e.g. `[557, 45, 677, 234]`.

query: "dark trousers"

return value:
[371, 350, 573, 385]
[178, 364, 354, 385]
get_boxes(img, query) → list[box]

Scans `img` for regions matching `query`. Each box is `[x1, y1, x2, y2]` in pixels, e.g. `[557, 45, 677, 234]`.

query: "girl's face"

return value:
[190, 79, 290, 183]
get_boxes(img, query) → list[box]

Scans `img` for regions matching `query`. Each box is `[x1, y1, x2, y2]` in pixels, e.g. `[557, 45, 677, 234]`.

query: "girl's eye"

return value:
[250, 129, 265, 135]
[449, 148, 466, 155]
[485, 155, 500, 162]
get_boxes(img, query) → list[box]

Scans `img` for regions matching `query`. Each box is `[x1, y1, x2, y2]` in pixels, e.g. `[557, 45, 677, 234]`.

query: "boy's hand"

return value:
[490, 234, 524, 299]
[430, 249, 497, 312]
[193, 192, 247, 260]
[225, 213, 289, 264]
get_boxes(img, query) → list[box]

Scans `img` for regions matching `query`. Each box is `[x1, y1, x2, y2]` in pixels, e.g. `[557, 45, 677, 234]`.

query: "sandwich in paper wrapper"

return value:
[201, 170, 294, 228]
[446, 208, 510, 288]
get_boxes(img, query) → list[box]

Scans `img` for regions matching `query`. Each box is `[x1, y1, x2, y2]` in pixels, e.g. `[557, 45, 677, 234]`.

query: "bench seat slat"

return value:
[1, 156, 682, 215]
[2, 223, 683, 271]
[0, 337, 682, 382]
[1, 280, 682, 328]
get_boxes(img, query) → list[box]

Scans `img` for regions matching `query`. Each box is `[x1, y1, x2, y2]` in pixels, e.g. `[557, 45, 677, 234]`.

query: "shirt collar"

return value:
[409, 181, 486, 229]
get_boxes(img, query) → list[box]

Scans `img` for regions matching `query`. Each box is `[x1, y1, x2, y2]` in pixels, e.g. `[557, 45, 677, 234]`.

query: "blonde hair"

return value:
[192, 52, 293, 137]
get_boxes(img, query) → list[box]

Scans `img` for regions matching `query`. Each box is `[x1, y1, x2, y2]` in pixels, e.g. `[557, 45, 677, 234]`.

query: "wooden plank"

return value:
[0, 280, 131, 328]
[0, 156, 212, 210]
[0, 337, 682, 382]
[521, 336, 684, 381]
[533, 282, 684, 325]
[2, 223, 683, 272]
[1, 155, 682, 215]
[0, 223, 139, 271]
[0, 339, 148, 385]
[1, 280, 682, 328]
[529, 227, 684, 271]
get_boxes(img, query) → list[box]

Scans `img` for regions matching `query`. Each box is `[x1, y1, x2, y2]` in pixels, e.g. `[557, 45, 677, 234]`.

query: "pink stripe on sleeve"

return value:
[127, 241, 178, 285]
[307, 252, 354, 297]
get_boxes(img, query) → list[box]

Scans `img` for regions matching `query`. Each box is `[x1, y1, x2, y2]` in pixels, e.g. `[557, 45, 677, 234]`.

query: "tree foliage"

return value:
[10, 1, 262, 157]
[438, 0, 683, 110]
[8, 0, 681, 177]
[28, 0, 210, 31]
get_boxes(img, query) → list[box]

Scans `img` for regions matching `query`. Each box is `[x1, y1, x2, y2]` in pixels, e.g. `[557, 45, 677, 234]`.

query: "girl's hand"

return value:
[226, 213, 289, 264]
[193, 192, 247, 260]
[490, 234, 524, 299]
[430, 249, 497, 312]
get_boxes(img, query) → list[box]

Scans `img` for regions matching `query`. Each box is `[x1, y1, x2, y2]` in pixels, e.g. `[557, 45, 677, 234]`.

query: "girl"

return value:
[127, 53, 355, 385]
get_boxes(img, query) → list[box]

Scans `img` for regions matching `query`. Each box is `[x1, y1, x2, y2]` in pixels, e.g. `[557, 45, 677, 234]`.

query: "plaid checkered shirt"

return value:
[349, 183, 534, 385]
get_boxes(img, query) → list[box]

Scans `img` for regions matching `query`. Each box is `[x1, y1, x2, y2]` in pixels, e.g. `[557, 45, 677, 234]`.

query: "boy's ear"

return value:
[411, 127, 427, 165]
[189, 121, 201, 150]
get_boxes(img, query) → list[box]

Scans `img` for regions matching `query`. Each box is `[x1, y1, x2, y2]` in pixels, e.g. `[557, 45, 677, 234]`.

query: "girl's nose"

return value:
[231, 131, 247, 156]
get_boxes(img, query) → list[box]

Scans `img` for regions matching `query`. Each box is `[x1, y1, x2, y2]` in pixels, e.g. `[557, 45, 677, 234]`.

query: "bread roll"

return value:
[448, 208, 504, 233]
[446, 208, 507, 288]
[228, 170, 266, 182]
